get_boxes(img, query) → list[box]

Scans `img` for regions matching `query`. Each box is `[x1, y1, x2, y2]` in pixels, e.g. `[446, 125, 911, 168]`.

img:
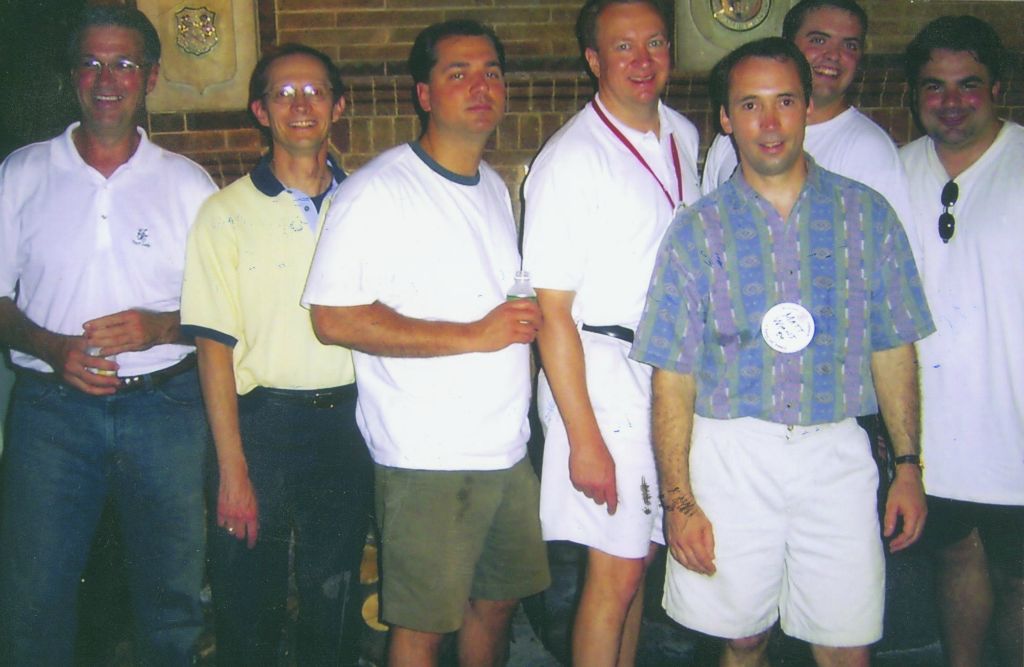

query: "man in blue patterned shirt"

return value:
[631, 38, 934, 666]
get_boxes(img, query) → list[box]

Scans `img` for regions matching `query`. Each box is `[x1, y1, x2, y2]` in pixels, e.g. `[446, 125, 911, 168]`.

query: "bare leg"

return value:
[616, 545, 660, 667]
[458, 597, 519, 667]
[721, 632, 770, 667]
[572, 547, 648, 667]
[810, 644, 869, 667]
[936, 529, 993, 667]
[991, 567, 1024, 667]
[388, 626, 445, 667]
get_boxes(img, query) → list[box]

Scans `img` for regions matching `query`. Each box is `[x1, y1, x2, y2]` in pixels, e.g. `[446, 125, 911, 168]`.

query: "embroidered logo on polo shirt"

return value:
[133, 228, 151, 247]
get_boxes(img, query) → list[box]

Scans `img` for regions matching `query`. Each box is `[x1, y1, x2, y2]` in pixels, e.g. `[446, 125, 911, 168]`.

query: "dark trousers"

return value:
[0, 370, 206, 666]
[208, 386, 373, 666]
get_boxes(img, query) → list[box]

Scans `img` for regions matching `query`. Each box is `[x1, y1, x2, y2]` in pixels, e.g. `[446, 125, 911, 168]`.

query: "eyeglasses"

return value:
[265, 83, 332, 105]
[938, 180, 958, 244]
[77, 57, 144, 78]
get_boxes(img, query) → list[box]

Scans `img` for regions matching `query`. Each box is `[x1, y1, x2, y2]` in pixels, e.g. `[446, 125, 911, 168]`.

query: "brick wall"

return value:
[146, 0, 1024, 212]
[270, 0, 1024, 72]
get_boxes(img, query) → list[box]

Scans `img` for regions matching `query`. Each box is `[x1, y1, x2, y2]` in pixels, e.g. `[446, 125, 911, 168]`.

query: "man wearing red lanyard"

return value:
[522, 1, 699, 665]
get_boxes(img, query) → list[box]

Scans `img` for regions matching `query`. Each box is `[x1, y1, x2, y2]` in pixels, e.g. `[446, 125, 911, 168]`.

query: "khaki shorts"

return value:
[374, 457, 550, 633]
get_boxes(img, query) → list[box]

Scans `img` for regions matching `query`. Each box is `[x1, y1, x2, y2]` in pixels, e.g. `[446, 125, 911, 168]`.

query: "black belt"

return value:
[581, 324, 635, 344]
[247, 384, 357, 409]
[16, 354, 196, 394]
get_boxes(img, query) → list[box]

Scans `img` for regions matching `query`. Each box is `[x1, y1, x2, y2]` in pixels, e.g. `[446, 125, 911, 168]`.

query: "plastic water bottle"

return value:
[507, 270, 536, 301]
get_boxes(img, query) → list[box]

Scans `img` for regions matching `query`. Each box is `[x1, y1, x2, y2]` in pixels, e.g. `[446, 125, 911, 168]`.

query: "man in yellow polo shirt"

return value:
[180, 44, 372, 666]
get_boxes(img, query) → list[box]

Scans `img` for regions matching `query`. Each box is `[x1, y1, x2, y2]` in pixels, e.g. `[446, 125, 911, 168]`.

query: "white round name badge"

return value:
[761, 302, 815, 353]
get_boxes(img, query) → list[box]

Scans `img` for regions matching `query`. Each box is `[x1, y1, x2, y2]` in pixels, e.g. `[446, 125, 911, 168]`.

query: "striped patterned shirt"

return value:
[630, 157, 934, 425]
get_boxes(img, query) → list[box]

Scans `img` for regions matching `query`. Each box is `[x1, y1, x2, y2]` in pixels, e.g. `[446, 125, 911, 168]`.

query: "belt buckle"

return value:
[118, 374, 145, 393]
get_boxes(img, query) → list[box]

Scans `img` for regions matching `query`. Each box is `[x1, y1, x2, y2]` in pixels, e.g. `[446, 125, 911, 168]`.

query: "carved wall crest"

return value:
[711, 0, 772, 32]
[175, 7, 219, 56]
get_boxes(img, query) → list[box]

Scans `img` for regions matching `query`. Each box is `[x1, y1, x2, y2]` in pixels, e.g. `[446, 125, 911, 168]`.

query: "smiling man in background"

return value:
[701, 0, 912, 234]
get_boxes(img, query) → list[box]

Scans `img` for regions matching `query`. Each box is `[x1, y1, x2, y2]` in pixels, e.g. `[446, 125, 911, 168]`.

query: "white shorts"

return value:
[538, 329, 663, 559]
[663, 416, 883, 647]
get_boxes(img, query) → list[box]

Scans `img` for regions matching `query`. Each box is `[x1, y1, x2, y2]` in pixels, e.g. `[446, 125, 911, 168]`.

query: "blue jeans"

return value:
[0, 368, 207, 666]
[207, 386, 373, 667]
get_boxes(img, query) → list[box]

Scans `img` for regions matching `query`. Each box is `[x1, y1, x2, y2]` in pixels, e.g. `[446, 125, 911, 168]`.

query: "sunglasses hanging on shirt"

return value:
[938, 180, 958, 244]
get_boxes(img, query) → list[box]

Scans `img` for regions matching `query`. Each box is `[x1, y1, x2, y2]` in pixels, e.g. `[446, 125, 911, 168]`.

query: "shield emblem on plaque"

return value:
[155, 0, 236, 97]
[175, 6, 219, 56]
[712, 0, 771, 31]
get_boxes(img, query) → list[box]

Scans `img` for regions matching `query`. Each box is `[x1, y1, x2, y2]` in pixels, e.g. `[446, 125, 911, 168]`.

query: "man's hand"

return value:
[568, 436, 618, 514]
[471, 299, 542, 352]
[217, 467, 259, 549]
[883, 465, 926, 552]
[83, 309, 179, 356]
[663, 495, 712, 573]
[663, 495, 716, 575]
[49, 335, 120, 395]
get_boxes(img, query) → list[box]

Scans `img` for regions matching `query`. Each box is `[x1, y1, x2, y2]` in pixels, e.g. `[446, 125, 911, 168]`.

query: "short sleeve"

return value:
[302, 177, 392, 308]
[521, 148, 590, 293]
[630, 214, 707, 373]
[180, 194, 242, 345]
[870, 197, 936, 350]
[0, 156, 23, 300]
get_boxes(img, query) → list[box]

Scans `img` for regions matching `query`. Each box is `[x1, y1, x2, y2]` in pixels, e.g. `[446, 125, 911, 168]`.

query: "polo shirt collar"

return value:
[249, 152, 346, 197]
[55, 122, 158, 176]
[593, 93, 666, 141]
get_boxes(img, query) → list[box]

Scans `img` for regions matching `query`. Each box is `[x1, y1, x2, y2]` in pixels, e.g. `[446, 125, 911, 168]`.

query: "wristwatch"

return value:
[893, 454, 923, 468]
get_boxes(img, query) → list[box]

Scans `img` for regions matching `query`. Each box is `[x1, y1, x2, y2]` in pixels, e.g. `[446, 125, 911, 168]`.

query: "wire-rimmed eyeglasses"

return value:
[265, 83, 332, 105]
[938, 180, 958, 244]
[77, 58, 144, 78]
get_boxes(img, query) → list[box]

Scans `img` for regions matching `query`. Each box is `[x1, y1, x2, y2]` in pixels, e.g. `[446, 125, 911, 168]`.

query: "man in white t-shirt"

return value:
[900, 16, 1023, 667]
[522, 1, 700, 664]
[302, 20, 549, 667]
[701, 0, 912, 232]
[0, 7, 216, 664]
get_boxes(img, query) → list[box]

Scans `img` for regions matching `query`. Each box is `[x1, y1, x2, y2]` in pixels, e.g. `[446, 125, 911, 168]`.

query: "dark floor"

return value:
[75, 517, 964, 667]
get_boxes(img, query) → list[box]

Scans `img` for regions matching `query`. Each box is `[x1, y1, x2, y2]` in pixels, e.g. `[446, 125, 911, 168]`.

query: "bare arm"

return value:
[310, 299, 541, 358]
[871, 343, 926, 552]
[0, 296, 119, 394]
[534, 288, 617, 514]
[652, 369, 716, 574]
[195, 337, 258, 548]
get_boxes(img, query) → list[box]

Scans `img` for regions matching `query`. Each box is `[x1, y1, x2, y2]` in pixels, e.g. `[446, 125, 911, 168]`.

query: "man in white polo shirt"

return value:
[521, 1, 700, 664]
[0, 7, 216, 664]
[303, 20, 549, 667]
[181, 44, 372, 666]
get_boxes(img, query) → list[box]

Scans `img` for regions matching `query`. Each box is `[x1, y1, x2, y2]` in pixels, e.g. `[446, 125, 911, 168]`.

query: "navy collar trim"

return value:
[409, 141, 480, 186]
[250, 153, 346, 197]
